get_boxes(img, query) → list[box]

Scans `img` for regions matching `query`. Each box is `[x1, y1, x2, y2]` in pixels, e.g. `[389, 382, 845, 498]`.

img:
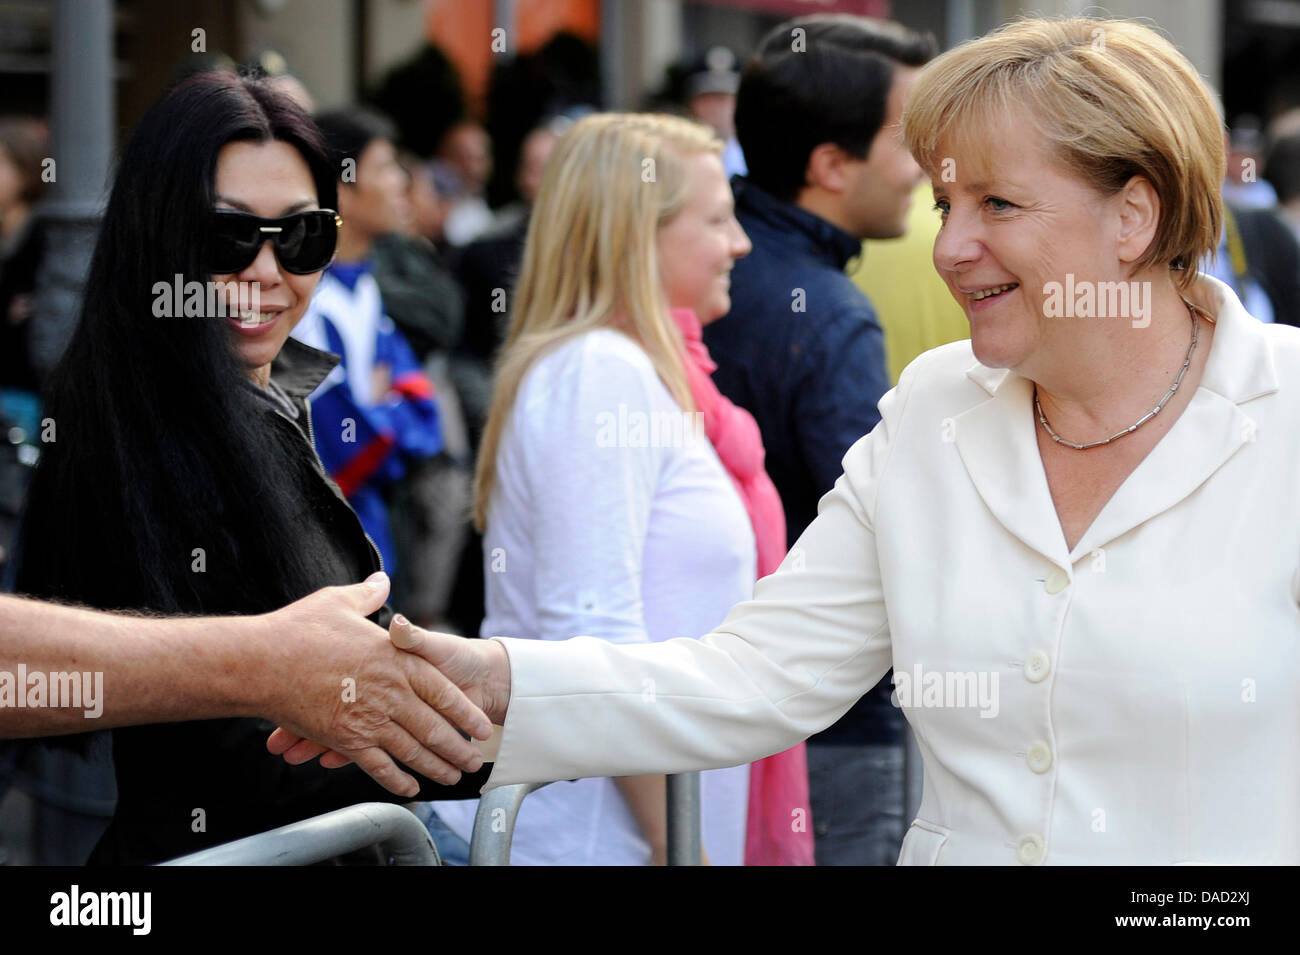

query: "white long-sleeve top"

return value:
[477, 276, 1300, 865]
[430, 328, 755, 864]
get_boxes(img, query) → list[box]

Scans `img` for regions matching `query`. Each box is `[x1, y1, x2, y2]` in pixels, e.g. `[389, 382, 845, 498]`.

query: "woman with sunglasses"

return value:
[13, 72, 487, 865]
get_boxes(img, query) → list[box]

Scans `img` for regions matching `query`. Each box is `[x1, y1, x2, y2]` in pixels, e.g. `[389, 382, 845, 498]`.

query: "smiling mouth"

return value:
[234, 309, 280, 327]
[969, 283, 1019, 301]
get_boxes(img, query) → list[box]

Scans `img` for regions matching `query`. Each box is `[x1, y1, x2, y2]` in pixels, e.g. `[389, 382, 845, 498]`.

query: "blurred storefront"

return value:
[0, 0, 1239, 132]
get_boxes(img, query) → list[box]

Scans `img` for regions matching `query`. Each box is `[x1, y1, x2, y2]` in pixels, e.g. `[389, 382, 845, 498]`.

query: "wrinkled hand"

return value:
[259, 573, 493, 798]
[268, 614, 511, 777]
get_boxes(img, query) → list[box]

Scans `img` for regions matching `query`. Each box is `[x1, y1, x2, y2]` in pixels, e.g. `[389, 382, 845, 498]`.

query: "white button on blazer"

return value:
[481, 275, 1300, 865]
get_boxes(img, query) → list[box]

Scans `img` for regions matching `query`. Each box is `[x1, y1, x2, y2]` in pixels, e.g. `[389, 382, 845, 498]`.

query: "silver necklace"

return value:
[1034, 300, 1199, 451]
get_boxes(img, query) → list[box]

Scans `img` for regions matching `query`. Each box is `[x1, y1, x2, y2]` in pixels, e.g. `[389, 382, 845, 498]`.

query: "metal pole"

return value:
[468, 780, 551, 865]
[14, 2, 118, 864]
[493, 0, 518, 52]
[160, 803, 440, 866]
[599, 0, 624, 109]
[30, 0, 115, 378]
[665, 772, 701, 866]
[945, 0, 977, 47]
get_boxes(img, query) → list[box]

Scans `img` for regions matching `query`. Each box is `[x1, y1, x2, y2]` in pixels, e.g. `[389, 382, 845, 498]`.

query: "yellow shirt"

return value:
[851, 183, 969, 384]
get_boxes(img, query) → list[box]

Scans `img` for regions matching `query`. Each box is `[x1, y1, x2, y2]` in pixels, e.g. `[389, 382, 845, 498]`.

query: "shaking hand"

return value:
[267, 612, 512, 783]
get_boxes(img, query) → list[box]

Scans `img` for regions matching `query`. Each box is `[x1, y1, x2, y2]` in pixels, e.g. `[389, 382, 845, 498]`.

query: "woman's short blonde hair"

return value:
[472, 112, 722, 530]
[903, 17, 1224, 288]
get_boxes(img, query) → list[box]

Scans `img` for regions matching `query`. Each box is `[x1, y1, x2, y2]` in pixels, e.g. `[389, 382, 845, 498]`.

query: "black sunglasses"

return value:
[206, 209, 342, 275]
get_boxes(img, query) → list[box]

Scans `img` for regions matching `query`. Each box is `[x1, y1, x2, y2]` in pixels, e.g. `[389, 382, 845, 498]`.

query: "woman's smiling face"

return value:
[929, 114, 1132, 375]
[656, 150, 752, 323]
[211, 139, 324, 385]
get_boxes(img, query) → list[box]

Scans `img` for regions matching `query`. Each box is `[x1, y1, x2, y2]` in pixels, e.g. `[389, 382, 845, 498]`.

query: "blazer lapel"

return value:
[953, 367, 1071, 566]
[1068, 389, 1254, 560]
[953, 275, 1276, 567]
[1070, 278, 1276, 560]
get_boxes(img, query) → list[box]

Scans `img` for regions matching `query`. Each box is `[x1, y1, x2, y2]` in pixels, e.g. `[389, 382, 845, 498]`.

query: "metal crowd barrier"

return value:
[467, 780, 553, 865]
[665, 773, 702, 866]
[159, 802, 440, 866]
[468, 772, 703, 865]
[159, 770, 705, 866]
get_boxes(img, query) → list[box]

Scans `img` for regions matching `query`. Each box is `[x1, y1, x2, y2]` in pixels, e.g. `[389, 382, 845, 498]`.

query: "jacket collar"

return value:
[270, 336, 341, 401]
[732, 176, 862, 271]
[953, 275, 1275, 567]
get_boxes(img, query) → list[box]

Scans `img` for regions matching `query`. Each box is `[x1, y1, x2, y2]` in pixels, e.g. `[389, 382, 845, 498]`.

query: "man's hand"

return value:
[268, 615, 512, 775]
[257, 573, 494, 798]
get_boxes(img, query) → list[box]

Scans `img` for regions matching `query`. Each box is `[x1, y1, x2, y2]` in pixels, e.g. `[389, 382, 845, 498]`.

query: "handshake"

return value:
[261, 571, 514, 798]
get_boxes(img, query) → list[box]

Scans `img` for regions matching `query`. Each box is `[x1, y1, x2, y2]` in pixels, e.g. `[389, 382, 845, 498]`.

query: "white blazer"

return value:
[481, 275, 1300, 865]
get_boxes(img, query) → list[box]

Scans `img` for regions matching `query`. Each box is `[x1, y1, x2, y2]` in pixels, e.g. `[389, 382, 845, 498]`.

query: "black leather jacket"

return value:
[88, 339, 487, 865]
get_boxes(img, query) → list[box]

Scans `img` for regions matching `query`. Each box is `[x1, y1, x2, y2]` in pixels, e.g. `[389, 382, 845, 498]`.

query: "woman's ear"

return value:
[1115, 175, 1161, 265]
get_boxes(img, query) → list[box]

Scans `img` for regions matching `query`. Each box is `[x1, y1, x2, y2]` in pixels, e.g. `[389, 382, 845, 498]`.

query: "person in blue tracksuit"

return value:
[292, 109, 442, 571]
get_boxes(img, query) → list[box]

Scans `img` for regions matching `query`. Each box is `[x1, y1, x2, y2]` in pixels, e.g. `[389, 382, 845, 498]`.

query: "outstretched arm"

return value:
[0, 572, 492, 797]
[408, 368, 909, 788]
[275, 430, 893, 789]
[273, 332, 916, 793]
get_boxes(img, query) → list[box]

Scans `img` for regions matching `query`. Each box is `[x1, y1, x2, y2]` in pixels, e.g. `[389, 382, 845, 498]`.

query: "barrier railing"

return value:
[159, 802, 440, 866]
[468, 772, 702, 865]
[160, 770, 706, 867]
[467, 780, 552, 865]
[665, 773, 702, 866]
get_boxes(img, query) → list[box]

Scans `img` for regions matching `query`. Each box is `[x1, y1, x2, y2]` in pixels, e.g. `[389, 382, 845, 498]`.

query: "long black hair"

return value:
[16, 73, 342, 617]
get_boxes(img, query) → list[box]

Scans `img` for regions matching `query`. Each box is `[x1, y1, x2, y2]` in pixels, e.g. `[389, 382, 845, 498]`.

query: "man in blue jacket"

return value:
[703, 14, 936, 865]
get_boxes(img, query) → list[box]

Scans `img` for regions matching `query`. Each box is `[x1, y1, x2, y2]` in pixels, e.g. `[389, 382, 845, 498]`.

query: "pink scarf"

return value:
[671, 308, 814, 866]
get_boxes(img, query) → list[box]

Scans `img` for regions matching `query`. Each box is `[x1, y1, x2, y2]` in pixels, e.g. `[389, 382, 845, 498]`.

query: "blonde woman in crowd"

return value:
[425, 113, 758, 865]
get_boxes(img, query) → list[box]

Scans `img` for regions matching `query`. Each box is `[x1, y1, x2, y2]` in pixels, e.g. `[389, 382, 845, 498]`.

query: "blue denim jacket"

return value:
[704, 177, 900, 745]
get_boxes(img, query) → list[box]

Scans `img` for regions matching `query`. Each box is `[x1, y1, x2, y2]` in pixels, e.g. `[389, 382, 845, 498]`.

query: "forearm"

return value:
[613, 774, 668, 859]
[486, 632, 816, 786]
[0, 594, 271, 736]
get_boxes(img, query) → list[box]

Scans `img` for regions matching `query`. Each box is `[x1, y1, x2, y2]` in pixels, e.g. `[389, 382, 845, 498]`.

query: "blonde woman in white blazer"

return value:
[272, 17, 1300, 864]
